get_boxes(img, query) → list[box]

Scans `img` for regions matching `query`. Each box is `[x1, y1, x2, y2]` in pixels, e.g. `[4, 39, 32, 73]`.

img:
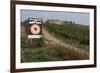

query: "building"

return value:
[47, 19, 64, 25]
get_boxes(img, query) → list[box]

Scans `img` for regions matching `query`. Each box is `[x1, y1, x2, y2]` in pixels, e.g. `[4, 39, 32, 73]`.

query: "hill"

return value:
[21, 21, 89, 62]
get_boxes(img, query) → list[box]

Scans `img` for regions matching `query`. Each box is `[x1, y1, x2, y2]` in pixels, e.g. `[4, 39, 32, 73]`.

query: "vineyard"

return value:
[44, 23, 89, 50]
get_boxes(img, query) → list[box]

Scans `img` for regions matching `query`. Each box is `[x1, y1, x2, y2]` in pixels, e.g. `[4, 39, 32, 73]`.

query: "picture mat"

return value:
[16, 4, 94, 69]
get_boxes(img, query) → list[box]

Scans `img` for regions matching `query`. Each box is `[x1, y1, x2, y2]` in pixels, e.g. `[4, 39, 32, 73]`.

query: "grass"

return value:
[21, 47, 47, 62]
[21, 43, 89, 63]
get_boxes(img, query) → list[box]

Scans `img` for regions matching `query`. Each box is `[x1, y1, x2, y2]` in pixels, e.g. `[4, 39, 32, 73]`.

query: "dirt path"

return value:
[43, 28, 89, 59]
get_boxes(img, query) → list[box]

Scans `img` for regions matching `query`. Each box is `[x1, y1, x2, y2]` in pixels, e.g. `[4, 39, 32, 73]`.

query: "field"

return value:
[21, 21, 89, 63]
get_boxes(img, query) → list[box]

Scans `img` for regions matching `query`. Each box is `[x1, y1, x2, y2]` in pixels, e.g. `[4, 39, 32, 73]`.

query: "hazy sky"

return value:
[21, 10, 90, 25]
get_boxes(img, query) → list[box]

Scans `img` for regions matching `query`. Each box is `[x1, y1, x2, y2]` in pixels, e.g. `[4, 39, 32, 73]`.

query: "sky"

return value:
[20, 10, 90, 25]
